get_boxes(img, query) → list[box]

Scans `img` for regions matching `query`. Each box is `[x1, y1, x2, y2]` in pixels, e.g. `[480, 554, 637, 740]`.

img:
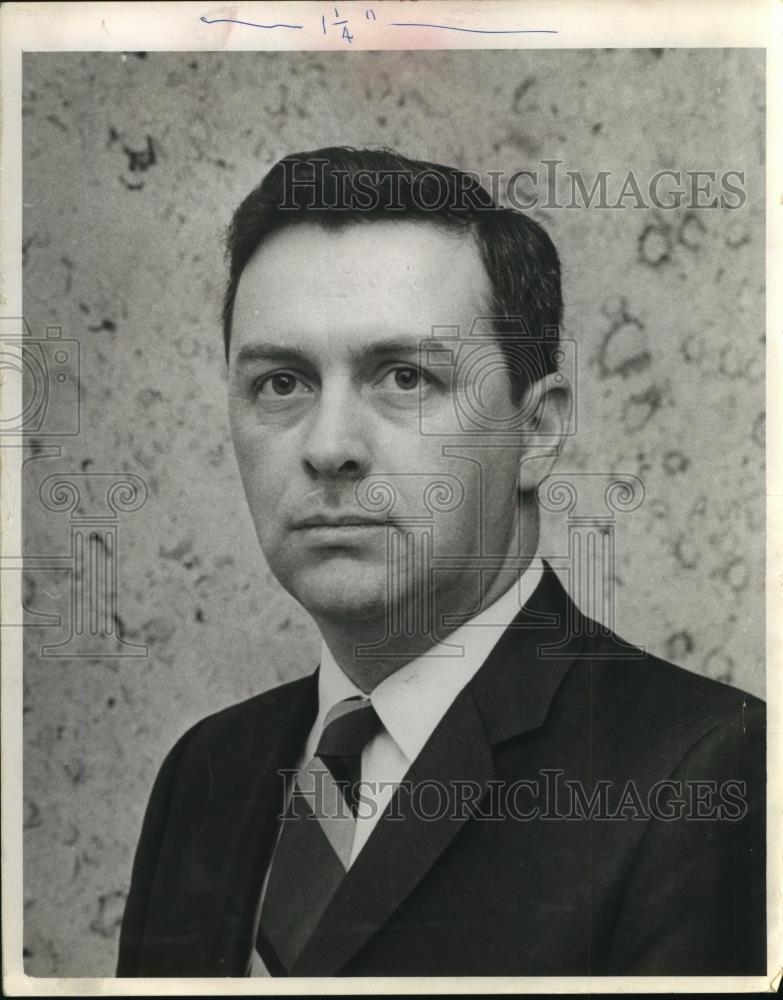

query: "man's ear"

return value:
[517, 372, 572, 492]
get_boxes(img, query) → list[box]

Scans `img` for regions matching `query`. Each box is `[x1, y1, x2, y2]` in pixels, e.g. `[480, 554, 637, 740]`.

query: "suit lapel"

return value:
[292, 562, 586, 976]
[469, 562, 588, 745]
[291, 683, 494, 976]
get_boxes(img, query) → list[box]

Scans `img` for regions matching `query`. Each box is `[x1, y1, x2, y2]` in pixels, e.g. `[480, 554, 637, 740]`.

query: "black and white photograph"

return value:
[1, 0, 779, 992]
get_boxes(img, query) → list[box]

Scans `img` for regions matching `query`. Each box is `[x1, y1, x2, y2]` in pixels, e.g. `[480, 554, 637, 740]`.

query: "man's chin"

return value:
[282, 564, 392, 623]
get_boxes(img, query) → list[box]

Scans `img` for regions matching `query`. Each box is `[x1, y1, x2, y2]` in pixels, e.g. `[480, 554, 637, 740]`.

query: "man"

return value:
[117, 148, 765, 977]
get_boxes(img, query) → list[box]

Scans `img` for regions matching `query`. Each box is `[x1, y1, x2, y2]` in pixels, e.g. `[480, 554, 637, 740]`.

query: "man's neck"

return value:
[315, 556, 537, 693]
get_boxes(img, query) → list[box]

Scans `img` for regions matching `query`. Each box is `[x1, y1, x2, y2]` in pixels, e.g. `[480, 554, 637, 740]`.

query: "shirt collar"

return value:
[316, 558, 544, 764]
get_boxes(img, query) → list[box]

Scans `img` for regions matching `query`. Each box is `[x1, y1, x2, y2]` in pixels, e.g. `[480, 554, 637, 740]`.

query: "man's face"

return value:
[228, 221, 530, 627]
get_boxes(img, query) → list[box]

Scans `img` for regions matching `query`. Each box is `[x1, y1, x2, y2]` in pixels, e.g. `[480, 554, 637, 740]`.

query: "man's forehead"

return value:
[232, 219, 490, 329]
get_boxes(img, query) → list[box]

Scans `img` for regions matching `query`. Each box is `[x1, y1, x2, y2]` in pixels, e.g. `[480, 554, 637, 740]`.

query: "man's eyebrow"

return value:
[232, 337, 452, 369]
[359, 337, 451, 358]
[232, 343, 311, 369]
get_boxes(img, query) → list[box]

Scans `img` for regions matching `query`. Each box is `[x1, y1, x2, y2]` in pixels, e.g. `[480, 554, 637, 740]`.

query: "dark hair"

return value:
[222, 147, 562, 398]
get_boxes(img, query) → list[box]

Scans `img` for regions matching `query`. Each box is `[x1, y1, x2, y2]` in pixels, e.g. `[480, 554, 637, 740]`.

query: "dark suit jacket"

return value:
[116, 564, 765, 977]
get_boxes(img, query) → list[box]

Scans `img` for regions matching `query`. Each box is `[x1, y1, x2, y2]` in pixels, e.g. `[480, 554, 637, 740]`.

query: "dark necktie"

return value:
[257, 695, 382, 973]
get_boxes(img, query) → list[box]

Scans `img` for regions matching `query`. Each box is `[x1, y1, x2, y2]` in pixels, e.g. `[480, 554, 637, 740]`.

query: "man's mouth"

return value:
[291, 513, 389, 530]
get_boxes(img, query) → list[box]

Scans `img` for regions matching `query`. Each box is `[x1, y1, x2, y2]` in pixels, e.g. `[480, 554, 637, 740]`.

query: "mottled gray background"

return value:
[21, 49, 764, 976]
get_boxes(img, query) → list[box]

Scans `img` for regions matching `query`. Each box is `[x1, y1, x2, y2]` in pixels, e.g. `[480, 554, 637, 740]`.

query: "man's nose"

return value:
[302, 382, 371, 479]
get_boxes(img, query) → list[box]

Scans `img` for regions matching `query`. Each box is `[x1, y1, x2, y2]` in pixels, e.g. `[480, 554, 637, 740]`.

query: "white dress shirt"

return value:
[250, 557, 543, 975]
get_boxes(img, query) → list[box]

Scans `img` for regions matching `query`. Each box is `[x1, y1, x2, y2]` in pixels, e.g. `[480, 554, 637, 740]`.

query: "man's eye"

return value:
[381, 366, 425, 391]
[255, 372, 312, 397]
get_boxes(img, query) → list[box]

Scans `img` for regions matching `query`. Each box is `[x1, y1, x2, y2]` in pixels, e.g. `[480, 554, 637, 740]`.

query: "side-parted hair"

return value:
[222, 147, 562, 399]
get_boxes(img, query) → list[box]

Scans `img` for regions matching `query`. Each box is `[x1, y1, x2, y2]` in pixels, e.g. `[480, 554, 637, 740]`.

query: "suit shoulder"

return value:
[155, 672, 317, 778]
[589, 624, 762, 708]
[540, 624, 764, 789]
[575, 625, 765, 762]
[193, 673, 316, 738]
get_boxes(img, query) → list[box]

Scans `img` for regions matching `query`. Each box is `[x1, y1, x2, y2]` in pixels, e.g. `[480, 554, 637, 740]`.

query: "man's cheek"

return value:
[431, 505, 479, 556]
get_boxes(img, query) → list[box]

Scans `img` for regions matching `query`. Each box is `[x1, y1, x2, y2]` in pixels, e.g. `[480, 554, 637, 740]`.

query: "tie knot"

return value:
[316, 696, 381, 758]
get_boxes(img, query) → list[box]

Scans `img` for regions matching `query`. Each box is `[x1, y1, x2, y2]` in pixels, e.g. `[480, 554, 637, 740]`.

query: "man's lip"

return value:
[291, 515, 389, 529]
